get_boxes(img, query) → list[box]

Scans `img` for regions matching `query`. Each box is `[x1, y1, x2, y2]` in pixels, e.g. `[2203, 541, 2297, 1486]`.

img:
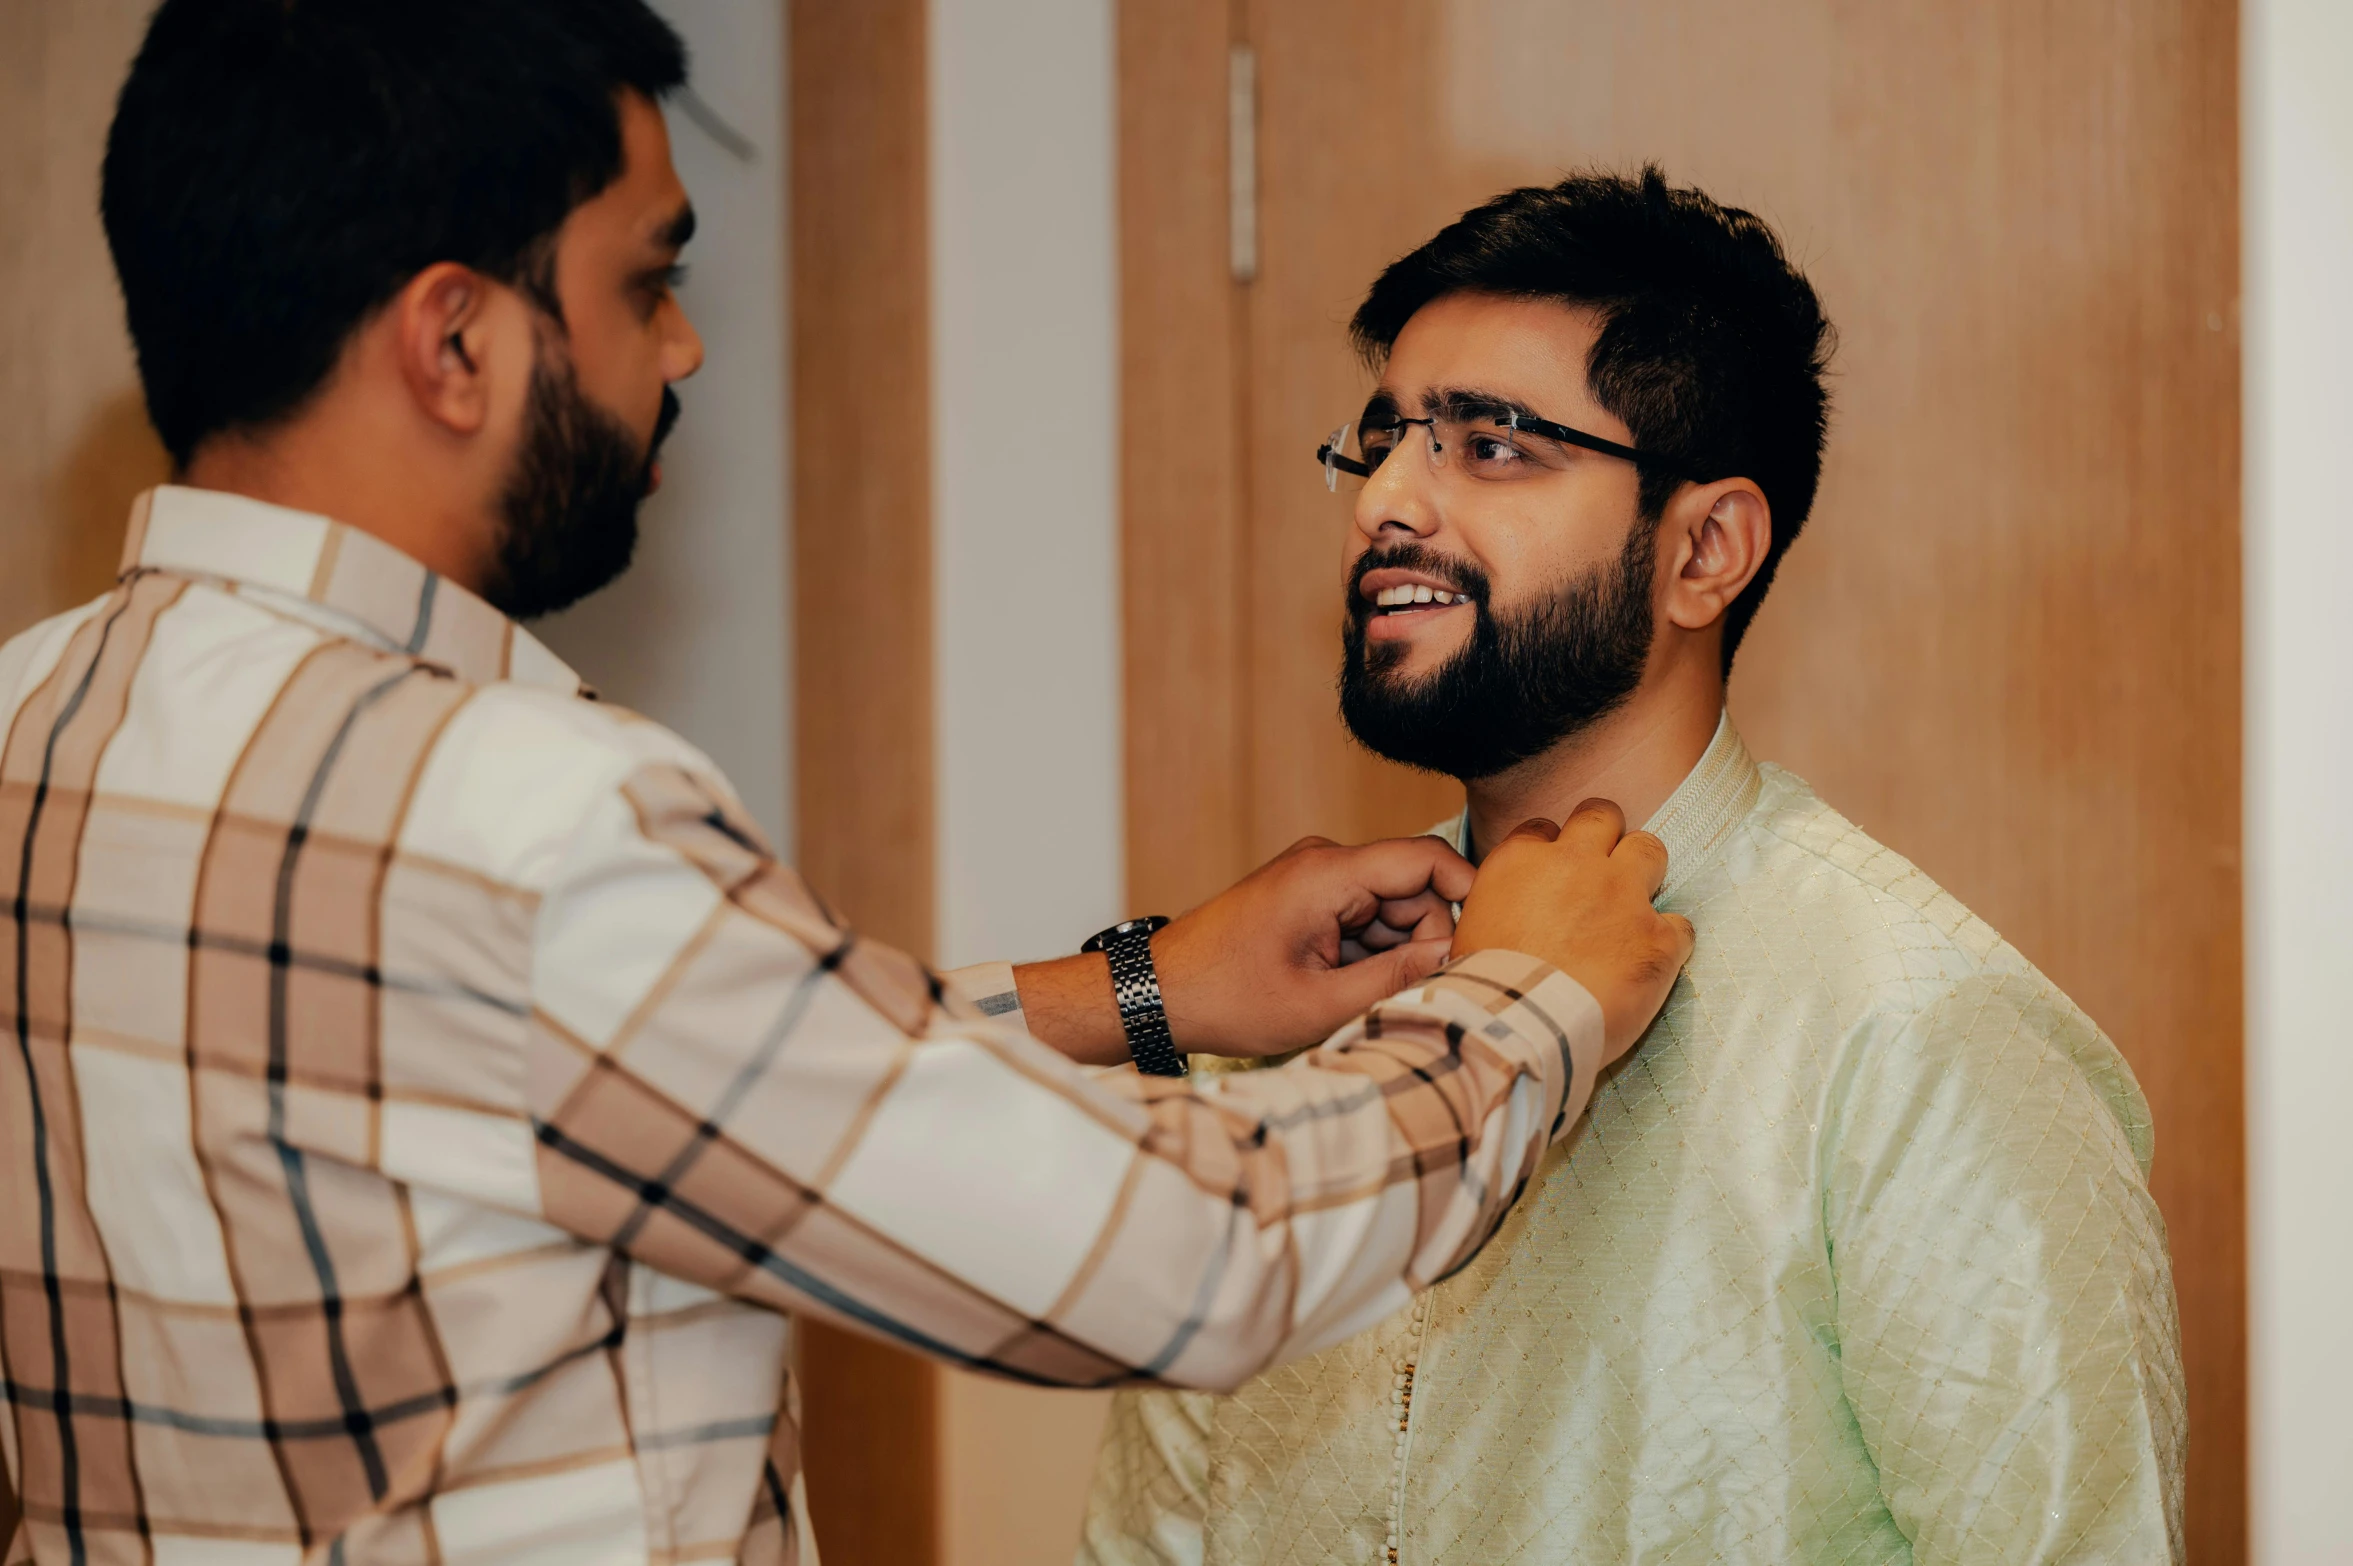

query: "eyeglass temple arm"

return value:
[1500, 413, 1700, 480]
[1316, 441, 1374, 479]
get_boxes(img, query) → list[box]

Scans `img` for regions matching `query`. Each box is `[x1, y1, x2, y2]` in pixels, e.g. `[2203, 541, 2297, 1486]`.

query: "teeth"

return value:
[1370, 583, 1465, 610]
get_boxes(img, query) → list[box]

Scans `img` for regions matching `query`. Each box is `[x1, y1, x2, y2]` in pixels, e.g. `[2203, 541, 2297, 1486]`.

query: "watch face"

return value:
[1084, 917, 1168, 953]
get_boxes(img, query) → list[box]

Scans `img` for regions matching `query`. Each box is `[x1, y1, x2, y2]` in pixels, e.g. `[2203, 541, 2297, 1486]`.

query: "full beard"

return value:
[484, 331, 680, 622]
[1338, 525, 1658, 781]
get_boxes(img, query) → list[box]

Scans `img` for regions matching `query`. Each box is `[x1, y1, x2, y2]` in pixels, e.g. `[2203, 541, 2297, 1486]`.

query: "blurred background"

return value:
[2, 0, 2346, 1561]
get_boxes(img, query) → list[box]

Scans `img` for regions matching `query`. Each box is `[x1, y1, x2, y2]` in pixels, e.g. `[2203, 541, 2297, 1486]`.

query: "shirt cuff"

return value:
[940, 960, 1028, 1030]
[1421, 949, 1608, 1139]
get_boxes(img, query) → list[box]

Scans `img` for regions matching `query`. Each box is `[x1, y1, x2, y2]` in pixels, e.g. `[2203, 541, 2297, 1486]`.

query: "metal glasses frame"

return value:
[1316, 407, 1701, 492]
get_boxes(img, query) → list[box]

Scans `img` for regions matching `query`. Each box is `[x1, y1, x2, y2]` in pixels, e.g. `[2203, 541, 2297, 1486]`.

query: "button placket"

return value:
[1384, 1296, 1435, 1564]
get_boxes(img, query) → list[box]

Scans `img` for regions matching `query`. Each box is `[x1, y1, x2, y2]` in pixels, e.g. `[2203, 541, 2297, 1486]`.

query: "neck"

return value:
[179, 415, 500, 595]
[1462, 650, 1724, 864]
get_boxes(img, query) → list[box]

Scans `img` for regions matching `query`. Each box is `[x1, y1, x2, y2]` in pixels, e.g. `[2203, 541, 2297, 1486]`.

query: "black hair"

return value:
[1350, 167, 1834, 672]
[102, 0, 688, 468]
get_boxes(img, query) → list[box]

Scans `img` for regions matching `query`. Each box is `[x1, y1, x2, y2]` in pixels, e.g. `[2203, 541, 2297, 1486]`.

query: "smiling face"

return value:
[1345, 293, 1648, 669]
[1337, 291, 1670, 779]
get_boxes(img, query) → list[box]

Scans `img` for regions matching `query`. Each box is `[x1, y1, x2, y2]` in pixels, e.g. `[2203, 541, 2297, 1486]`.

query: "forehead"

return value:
[1379, 292, 1605, 414]
[594, 91, 689, 235]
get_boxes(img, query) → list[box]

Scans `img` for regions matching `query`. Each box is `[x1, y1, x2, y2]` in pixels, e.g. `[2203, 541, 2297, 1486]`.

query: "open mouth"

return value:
[1363, 581, 1476, 621]
[1352, 559, 1484, 640]
[1368, 583, 1468, 615]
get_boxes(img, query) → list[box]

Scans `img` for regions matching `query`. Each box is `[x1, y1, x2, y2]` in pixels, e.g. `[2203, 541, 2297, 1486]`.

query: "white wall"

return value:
[538, 0, 792, 849]
[2244, 1, 2353, 1560]
[931, 0, 1123, 970]
[928, 0, 1124, 1561]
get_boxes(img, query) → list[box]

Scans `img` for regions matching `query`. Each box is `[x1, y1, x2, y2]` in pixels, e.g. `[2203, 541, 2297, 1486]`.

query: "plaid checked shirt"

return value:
[0, 487, 1605, 1565]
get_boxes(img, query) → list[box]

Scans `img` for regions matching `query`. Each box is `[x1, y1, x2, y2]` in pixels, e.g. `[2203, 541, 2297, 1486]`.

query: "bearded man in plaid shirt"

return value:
[0, 2, 1694, 1560]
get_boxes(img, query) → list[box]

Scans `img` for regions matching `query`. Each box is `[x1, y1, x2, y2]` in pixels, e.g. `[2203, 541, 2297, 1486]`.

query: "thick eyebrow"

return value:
[652, 202, 698, 252]
[1359, 385, 1544, 428]
[1425, 385, 1540, 426]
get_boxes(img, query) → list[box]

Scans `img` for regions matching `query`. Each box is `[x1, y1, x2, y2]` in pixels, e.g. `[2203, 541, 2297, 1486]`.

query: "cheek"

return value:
[564, 301, 667, 423]
[1459, 492, 1630, 607]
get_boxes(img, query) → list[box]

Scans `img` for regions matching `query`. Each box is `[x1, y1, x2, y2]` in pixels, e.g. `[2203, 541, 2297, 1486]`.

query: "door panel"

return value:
[1125, 1, 2242, 1556]
[790, 3, 943, 1563]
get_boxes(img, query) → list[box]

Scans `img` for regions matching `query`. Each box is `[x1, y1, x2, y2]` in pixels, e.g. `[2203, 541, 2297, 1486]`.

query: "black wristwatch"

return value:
[1079, 917, 1186, 1077]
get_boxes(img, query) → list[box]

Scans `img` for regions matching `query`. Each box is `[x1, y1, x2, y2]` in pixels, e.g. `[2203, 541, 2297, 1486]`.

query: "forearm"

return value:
[1100, 949, 1604, 1381]
[530, 765, 1605, 1389]
[1006, 953, 1130, 1067]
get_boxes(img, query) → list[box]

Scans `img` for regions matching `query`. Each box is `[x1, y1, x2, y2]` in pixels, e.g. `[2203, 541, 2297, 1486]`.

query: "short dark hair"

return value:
[102, 0, 688, 467]
[1351, 167, 1834, 672]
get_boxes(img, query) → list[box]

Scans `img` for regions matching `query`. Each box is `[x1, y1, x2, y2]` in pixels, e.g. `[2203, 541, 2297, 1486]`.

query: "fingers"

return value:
[1322, 938, 1452, 1015]
[1376, 889, 1454, 934]
[1345, 893, 1454, 956]
[1417, 836, 1478, 905]
[1409, 898, 1455, 944]
[1492, 799, 1663, 894]
[1311, 834, 1477, 906]
[1613, 828, 1671, 898]
[1385, 937, 1453, 990]
[1664, 911, 1697, 966]
[1556, 797, 1628, 856]
[1496, 816, 1562, 849]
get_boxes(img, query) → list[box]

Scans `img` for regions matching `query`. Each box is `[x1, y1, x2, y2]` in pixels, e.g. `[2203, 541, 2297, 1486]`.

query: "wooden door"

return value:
[1122, 2, 2243, 1559]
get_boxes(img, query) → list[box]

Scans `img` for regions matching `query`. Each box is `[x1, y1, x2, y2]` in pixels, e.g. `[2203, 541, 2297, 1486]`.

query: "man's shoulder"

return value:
[0, 594, 114, 727]
[1735, 764, 2152, 1171]
[6, 576, 730, 893]
[201, 580, 742, 894]
[174, 565, 725, 812]
[1713, 762, 2104, 1060]
[387, 665, 735, 895]
[1732, 762, 2017, 983]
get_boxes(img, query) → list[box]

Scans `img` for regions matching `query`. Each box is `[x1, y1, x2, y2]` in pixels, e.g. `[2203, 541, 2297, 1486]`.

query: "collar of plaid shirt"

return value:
[120, 484, 589, 695]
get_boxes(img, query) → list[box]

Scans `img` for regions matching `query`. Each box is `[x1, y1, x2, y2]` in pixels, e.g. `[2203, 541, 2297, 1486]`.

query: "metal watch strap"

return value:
[1081, 917, 1186, 1078]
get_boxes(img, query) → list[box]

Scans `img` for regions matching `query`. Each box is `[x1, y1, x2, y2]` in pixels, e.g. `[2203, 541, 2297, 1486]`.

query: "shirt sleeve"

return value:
[940, 959, 1027, 1028]
[1822, 969, 2186, 1563]
[518, 760, 1606, 1390]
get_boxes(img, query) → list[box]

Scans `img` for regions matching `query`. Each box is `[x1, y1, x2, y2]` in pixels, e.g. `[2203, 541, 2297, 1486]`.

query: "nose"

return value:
[1353, 431, 1441, 546]
[667, 300, 706, 383]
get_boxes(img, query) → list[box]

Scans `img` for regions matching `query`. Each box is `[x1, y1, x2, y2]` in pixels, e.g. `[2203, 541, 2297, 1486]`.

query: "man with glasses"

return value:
[1083, 170, 2185, 1565]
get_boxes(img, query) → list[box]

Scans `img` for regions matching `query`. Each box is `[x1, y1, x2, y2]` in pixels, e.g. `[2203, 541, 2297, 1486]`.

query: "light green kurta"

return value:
[1081, 718, 2184, 1565]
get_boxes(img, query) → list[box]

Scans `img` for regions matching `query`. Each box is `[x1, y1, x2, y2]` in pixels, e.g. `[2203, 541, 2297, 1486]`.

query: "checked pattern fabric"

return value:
[0, 487, 1606, 1564]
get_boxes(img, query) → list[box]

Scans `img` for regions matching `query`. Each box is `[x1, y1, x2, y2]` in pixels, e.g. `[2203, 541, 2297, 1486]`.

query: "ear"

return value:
[393, 262, 498, 436]
[1659, 478, 1772, 635]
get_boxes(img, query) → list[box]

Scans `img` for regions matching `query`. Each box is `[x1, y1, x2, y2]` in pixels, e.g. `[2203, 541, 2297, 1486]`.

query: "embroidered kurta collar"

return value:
[1447, 710, 1762, 898]
[118, 485, 588, 695]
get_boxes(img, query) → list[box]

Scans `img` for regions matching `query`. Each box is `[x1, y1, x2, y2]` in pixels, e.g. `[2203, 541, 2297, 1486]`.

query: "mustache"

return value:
[1346, 543, 1490, 614]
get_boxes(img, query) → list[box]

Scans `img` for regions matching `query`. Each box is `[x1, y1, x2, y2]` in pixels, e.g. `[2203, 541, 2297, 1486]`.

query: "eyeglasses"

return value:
[1315, 405, 1698, 493]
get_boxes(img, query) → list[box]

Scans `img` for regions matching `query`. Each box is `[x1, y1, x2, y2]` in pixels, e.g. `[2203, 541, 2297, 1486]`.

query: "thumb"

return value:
[1322, 937, 1453, 1018]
